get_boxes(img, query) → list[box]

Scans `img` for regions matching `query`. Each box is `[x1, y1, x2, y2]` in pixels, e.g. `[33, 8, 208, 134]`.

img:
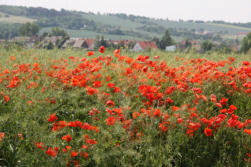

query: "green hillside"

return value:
[0, 5, 250, 41]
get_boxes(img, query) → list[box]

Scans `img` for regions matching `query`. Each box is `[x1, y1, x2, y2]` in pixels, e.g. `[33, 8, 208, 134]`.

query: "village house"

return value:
[72, 38, 86, 49]
[108, 40, 135, 49]
[165, 45, 176, 52]
[177, 40, 201, 52]
[132, 41, 158, 51]
[72, 38, 95, 50]
[40, 36, 63, 48]
[84, 38, 95, 50]
[12, 36, 42, 48]
[62, 38, 76, 48]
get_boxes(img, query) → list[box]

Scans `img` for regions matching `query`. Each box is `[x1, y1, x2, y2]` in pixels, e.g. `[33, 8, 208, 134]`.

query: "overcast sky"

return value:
[0, 0, 250, 23]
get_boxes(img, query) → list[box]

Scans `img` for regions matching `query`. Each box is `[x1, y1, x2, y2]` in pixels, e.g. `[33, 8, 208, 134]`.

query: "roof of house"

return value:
[84, 39, 95, 48]
[62, 39, 76, 48]
[73, 38, 85, 48]
[137, 41, 158, 49]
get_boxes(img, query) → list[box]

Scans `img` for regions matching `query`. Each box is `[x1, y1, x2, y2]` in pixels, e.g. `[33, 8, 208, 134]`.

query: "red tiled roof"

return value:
[138, 41, 157, 49]
[84, 39, 95, 48]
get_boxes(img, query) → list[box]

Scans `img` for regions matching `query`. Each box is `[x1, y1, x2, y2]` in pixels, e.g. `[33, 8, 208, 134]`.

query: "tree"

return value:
[201, 40, 214, 52]
[241, 32, 251, 53]
[94, 36, 108, 49]
[159, 30, 175, 49]
[51, 27, 68, 37]
[185, 39, 192, 48]
[18, 23, 39, 36]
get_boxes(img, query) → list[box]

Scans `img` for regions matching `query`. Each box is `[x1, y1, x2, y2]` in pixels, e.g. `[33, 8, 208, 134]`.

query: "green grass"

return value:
[0, 12, 35, 24]
[208, 23, 251, 32]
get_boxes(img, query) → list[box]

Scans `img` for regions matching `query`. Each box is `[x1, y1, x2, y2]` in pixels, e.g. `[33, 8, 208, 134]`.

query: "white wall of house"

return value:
[166, 45, 176, 52]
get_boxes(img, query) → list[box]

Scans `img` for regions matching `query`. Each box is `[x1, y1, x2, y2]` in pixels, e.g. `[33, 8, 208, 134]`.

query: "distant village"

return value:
[0, 35, 243, 53]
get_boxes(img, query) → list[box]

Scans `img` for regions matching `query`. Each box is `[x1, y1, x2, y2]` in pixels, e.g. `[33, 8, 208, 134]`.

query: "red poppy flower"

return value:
[83, 152, 88, 159]
[48, 113, 58, 123]
[99, 46, 105, 53]
[36, 142, 45, 150]
[87, 51, 95, 56]
[106, 116, 116, 125]
[71, 151, 78, 158]
[106, 100, 115, 107]
[244, 129, 251, 135]
[204, 127, 213, 136]
[113, 49, 120, 55]
[62, 134, 72, 142]
[46, 147, 57, 157]
[0, 132, 5, 143]
[4, 96, 9, 103]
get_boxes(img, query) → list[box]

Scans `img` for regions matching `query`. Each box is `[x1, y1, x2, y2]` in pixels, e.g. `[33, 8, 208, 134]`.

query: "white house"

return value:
[165, 45, 176, 52]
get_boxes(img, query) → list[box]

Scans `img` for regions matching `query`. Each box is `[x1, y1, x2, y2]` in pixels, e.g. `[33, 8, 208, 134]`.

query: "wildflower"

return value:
[87, 51, 94, 56]
[113, 49, 120, 55]
[153, 109, 161, 117]
[126, 68, 132, 74]
[159, 123, 167, 132]
[142, 66, 148, 73]
[242, 61, 250, 66]
[52, 121, 67, 131]
[18, 133, 23, 140]
[62, 134, 72, 142]
[177, 118, 183, 124]
[132, 112, 140, 119]
[48, 113, 57, 123]
[71, 151, 78, 158]
[83, 152, 88, 159]
[4, 96, 9, 103]
[106, 100, 115, 107]
[93, 80, 102, 88]
[107, 83, 115, 88]
[63, 145, 71, 153]
[220, 109, 227, 113]
[0, 132, 5, 143]
[106, 116, 116, 126]
[172, 106, 180, 111]
[36, 142, 45, 150]
[46, 147, 57, 157]
[82, 145, 88, 149]
[204, 127, 213, 136]
[99, 46, 105, 53]
[244, 129, 251, 135]
[220, 97, 228, 106]
[86, 86, 98, 95]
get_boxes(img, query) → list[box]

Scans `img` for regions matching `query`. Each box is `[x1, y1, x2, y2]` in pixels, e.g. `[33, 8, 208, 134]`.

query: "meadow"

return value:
[0, 46, 250, 167]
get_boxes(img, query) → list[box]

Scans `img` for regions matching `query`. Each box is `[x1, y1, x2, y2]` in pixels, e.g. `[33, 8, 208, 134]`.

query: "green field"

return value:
[0, 46, 250, 166]
[0, 12, 35, 24]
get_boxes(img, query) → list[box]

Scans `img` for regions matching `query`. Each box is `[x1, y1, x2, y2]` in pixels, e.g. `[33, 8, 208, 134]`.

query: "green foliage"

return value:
[241, 32, 251, 53]
[159, 30, 175, 49]
[51, 27, 68, 37]
[0, 23, 20, 39]
[18, 23, 40, 36]
[201, 40, 214, 52]
[94, 36, 109, 49]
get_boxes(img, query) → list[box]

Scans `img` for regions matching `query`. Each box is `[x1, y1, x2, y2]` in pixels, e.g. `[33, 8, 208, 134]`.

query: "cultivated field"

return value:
[0, 47, 250, 166]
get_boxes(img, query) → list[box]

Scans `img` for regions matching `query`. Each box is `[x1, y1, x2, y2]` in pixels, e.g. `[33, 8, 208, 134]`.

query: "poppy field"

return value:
[0, 47, 251, 167]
